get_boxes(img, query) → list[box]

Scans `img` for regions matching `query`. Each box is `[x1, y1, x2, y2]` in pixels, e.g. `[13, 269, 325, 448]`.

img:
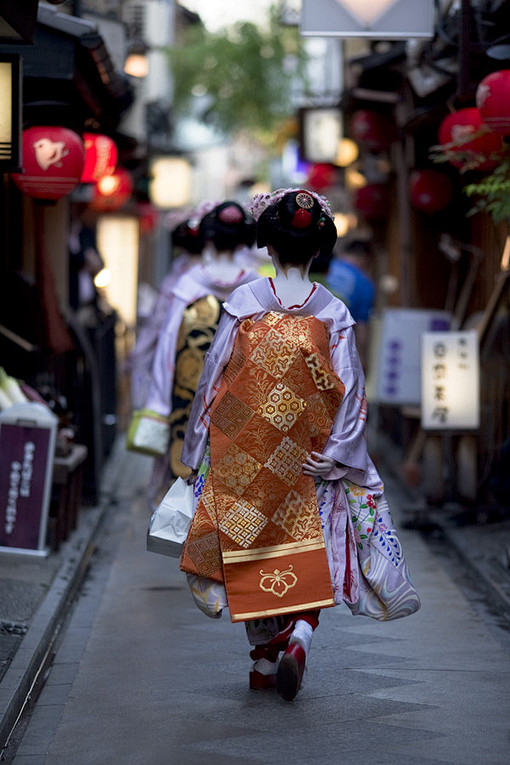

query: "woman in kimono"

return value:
[178, 189, 420, 702]
[128, 214, 206, 413]
[143, 201, 259, 505]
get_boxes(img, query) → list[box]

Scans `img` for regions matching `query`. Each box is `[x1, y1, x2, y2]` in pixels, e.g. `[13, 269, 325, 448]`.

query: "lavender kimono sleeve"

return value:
[180, 311, 240, 470]
[321, 325, 371, 483]
[144, 297, 187, 418]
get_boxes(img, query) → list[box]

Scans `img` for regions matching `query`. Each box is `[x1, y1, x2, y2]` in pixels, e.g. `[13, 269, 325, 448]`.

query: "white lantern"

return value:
[149, 157, 192, 209]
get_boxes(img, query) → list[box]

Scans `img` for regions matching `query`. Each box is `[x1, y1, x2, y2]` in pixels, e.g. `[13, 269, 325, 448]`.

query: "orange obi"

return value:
[180, 311, 345, 622]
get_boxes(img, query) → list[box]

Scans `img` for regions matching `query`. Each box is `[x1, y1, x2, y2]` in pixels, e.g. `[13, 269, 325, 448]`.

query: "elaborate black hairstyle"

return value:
[256, 189, 337, 266]
[171, 219, 204, 255]
[198, 201, 256, 252]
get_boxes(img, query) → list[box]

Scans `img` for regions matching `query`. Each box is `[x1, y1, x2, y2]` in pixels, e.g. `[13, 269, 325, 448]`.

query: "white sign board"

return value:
[421, 331, 480, 430]
[301, 108, 343, 164]
[301, 0, 435, 39]
[375, 308, 451, 406]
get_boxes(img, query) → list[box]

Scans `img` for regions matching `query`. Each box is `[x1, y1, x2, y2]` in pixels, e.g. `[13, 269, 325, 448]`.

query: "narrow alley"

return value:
[4, 442, 510, 765]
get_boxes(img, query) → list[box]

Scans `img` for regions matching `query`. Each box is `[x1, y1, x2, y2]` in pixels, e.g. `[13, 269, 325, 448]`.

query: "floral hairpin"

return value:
[249, 187, 333, 221]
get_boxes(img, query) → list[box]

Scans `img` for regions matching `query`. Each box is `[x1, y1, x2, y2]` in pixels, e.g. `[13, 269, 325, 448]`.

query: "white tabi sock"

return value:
[252, 657, 279, 676]
[289, 619, 314, 657]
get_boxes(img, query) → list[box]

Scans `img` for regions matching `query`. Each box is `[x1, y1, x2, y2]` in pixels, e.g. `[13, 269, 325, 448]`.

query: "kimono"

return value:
[180, 277, 420, 627]
[144, 263, 258, 504]
[128, 254, 201, 412]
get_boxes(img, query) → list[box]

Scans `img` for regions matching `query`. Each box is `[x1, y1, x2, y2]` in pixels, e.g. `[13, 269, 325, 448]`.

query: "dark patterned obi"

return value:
[169, 295, 222, 478]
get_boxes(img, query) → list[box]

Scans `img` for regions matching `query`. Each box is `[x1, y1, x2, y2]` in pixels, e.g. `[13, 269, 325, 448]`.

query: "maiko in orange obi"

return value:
[180, 312, 344, 621]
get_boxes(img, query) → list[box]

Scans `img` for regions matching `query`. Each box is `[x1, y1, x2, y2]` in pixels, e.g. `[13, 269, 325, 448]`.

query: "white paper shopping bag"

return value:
[147, 477, 194, 557]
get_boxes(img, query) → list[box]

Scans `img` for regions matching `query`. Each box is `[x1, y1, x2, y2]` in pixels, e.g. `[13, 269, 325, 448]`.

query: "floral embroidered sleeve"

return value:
[320, 325, 371, 483]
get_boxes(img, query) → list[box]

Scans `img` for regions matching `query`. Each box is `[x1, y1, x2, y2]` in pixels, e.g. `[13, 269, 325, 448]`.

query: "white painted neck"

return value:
[270, 248, 314, 308]
[202, 244, 244, 284]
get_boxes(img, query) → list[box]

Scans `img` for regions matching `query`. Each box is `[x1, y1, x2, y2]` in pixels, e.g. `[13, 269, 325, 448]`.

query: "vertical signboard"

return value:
[421, 331, 480, 430]
[375, 309, 451, 405]
[0, 403, 57, 555]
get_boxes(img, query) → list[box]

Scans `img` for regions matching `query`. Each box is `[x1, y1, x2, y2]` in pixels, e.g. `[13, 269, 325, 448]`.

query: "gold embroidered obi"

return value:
[180, 311, 345, 622]
[169, 295, 222, 478]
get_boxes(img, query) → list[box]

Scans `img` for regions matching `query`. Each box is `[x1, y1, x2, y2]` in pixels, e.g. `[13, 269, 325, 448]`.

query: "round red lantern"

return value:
[438, 108, 503, 171]
[350, 110, 396, 152]
[476, 70, 510, 134]
[354, 184, 387, 221]
[90, 168, 133, 211]
[306, 163, 337, 191]
[81, 133, 118, 183]
[11, 126, 85, 200]
[409, 169, 453, 214]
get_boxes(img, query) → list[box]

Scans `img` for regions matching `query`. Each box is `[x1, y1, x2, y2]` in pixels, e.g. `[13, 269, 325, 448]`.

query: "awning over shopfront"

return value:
[0, 0, 38, 44]
[1, 4, 133, 131]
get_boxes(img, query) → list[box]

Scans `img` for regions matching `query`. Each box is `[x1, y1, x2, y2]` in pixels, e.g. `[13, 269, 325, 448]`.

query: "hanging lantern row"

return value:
[90, 167, 134, 211]
[354, 183, 388, 221]
[81, 133, 118, 183]
[350, 110, 396, 152]
[11, 126, 85, 200]
[436, 69, 510, 173]
[409, 169, 453, 214]
[476, 69, 510, 134]
[437, 107, 504, 171]
[10, 127, 133, 209]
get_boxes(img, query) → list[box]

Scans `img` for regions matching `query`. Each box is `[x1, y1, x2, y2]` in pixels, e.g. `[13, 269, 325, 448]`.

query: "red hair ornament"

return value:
[292, 208, 312, 228]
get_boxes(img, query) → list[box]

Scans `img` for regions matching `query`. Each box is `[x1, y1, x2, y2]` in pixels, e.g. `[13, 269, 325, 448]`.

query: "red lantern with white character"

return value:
[90, 168, 133, 211]
[350, 110, 396, 152]
[81, 133, 118, 183]
[354, 184, 387, 221]
[476, 70, 510, 134]
[438, 108, 503, 171]
[409, 169, 453, 214]
[11, 126, 85, 200]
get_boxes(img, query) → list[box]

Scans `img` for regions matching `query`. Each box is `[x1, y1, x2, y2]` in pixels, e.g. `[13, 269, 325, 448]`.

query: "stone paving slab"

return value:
[7, 445, 509, 765]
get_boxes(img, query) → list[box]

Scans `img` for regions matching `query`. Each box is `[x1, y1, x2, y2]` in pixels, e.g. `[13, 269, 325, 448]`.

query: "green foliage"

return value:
[168, 7, 307, 140]
[464, 152, 510, 224]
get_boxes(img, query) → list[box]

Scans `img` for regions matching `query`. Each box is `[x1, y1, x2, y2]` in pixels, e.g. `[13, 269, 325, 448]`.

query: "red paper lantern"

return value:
[81, 133, 118, 183]
[11, 126, 85, 200]
[307, 163, 337, 191]
[476, 70, 510, 134]
[350, 110, 396, 151]
[354, 184, 387, 220]
[90, 168, 133, 211]
[409, 169, 453, 214]
[438, 108, 503, 171]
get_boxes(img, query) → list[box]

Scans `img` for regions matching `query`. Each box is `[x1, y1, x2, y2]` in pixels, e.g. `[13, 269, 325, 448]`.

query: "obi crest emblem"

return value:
[259, 565, 298, 598]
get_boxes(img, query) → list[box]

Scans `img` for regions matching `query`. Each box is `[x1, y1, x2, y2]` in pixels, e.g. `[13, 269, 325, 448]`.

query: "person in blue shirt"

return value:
[326, 238, 375, 369]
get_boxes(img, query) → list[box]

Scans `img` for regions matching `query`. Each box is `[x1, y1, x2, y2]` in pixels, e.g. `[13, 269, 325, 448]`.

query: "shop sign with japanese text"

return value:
[0, 403, 57, 555]
[421, 331, 480, 430]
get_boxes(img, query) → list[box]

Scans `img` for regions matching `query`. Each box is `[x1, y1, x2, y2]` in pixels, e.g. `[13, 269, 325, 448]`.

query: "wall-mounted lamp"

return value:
[336, 138, 359, 167]
[96, 216, 139, 327]
[301, 0, 434, 39]
[124, 40, 149, 79]
[0, 55, 21, 172]
[149, 156, 192, 209]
